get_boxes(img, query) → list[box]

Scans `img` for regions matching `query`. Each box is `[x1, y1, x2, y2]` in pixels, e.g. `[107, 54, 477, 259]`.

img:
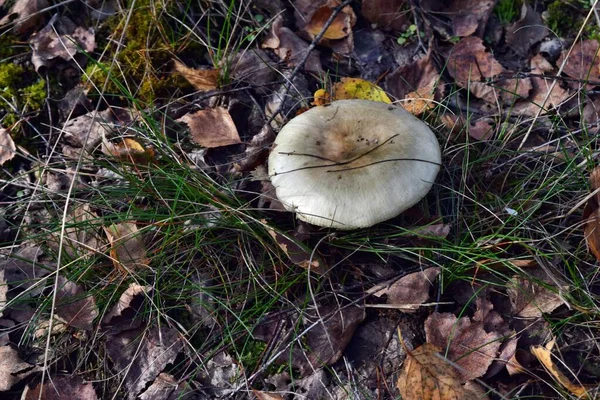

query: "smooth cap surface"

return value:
[268, 100, 441, 229]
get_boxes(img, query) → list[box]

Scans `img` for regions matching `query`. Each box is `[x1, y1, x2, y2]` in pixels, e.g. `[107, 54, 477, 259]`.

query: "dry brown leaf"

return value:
[557, 39, 600, 90]
[447, 37, 504, 87]
[103, 138, 155, 164]
[361, 0, 408, 31]
[386, 55, 441, 104]
[101, 283, 150, 327]
[252, 390, 284, 400]
[446, 0, 495, 37]
[372, 268, 440, 312]
[506, 349, 527, 375]
[22, 375, 99, 400]
[0, 128, 16, 166]
[467, 117, 495, 141]
[584, 166, 600, 260]
[582, 95, 600, 135]
[0, 0, 49, 35]
[0, 346, 41, 391]
[267, 228, 325, 274]
[104, 222, 150, 271]
[139, 373, 194, 400]
[177, 108, 241, 148]
[173, 60, 219, 91]
[262, 15, 323, 74]
[512, 54, 570, 116]
[397, 342, 489, 400]
[303, 305, 365, 372]
[106, 326, 182, 400]
[304, 2, 356, 40]
[506, 274, 566, 318]
[55, 276, 98, 330]
[47, 204, 102, 258]
[30, 16, 96, 71]
[531, 340, 590, 398]
[425, 312, 502, 381]
[506, 4, 548, 57]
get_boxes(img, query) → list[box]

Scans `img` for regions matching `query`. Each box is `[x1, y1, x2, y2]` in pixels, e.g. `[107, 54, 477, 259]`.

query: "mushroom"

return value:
[268, 99, 441, 229]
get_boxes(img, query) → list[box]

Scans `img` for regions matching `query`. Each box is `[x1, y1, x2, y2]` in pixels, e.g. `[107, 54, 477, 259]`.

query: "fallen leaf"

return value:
[106, 326, 182, 400]
[312, 88, 331, 106]
[262, 15, 322, 74]
[303, 305, 365, 372]
[30, 15, 96, 71]
[304, 2, 356, 40]
[0, 0, 49, 35]
[332, 77, 391, 103]
[55, 276, 98, 330]
[177, 108, 241, 148]
[173, 60, 219, 91]
[293, 0, 355, 55]
[467, 117, 495, 141]
[506, 273, 566, 318]
[267, 228, 326, 274]
[22, 375, 99, 400]
[386, 55, 442, 113]
[582, 95, 600, 135]
[506, 4, 548, 57]
[361, 0, 409, 31]
[196, 352, 241, 397]
[0, 346, 41, 391]
[47, 204, 102, 258]
[102, 137, 155, 164]
[425, 312, 502, 381]
[557, 39, 600, 90]
[252, 390, 284, 400]
[512, 54, 570, 116]
[531, 339, 590, 398]
[234, 125, 275, 173]
[0, 128, 16, 166]
[104, 222, 150, 271]
[139, 373, 193, 400]
[62, 108, 134, 156]
[584, 166, 600, 260]
[229, 49, 277, 93]
[372, 268, 440, 312]
[447, 0, 495, 37]
[397, 342, 489, 400]
[447, 36, 504, 87]
[413, 223, 451, 238]
[1, 245, 53, 297]
[102, 283, 150, 328]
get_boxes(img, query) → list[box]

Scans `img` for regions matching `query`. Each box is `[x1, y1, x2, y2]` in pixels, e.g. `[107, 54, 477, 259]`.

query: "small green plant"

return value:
[545, 0, 577, 37]
[397, 24, 420, 45]
[494, 0, 521, 25]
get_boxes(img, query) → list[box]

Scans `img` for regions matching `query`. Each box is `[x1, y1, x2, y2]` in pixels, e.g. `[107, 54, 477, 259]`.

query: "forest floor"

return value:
[1, 0, 600, 399]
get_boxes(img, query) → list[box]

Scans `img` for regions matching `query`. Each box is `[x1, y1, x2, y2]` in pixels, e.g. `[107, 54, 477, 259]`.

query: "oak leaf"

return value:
[397, 342, 489, 400]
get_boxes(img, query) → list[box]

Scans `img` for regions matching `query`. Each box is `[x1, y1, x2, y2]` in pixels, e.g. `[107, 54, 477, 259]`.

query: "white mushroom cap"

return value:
[268, 99, 441, 229]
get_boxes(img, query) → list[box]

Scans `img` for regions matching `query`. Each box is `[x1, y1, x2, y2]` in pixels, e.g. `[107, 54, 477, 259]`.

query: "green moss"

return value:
[545, 1, 577, 37]
[0, 34, 19, 60]
[86, 0, 183, 104]
[0, 63, 23, 88]
[22, 79, 47, 110]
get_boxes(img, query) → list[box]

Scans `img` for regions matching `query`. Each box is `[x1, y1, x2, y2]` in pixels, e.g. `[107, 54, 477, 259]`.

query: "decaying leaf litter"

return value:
[1, 0, 600, 398]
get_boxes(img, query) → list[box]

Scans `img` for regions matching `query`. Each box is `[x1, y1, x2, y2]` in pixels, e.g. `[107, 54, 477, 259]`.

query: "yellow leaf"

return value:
[104, 222, 150, 272]
[397, 342, 489, 400]
[332, 78, 391, 103]
[173, 60, 219, 91]
[104, 138, 155, 164]
[312, 88, 331, 106]
[531, 340, 590, 398]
